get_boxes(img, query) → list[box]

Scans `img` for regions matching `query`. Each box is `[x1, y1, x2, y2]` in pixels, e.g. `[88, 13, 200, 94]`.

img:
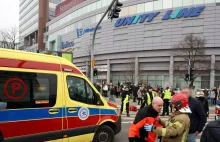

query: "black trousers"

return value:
[137, 98, 142, 105]
[162, 99, 170, 115]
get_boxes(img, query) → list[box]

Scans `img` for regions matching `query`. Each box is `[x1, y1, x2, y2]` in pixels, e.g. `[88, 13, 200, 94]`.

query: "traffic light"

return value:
[109, 0, 123, 20]
[93, 68, 98, 76]
[185, 73, 189, 81]
[190, 67, 195, 81]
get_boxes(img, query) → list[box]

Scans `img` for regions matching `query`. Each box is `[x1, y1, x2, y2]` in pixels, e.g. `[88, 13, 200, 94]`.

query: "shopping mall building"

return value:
[44, 0, 220, 89]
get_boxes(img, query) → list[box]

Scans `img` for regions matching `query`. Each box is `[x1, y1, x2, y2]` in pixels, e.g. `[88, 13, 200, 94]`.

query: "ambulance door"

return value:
[64, 73, 104, 141]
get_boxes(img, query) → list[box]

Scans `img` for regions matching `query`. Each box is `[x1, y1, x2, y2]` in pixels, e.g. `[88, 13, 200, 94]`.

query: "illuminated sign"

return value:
[76, 26, 102, 38]
[114, 6, 205, 27]
[55, 0, 85, 17]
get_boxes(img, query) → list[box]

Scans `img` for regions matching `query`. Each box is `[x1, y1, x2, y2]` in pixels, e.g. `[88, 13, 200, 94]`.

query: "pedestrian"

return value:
[102, 82, 108, 97]
[128, 97, 164, 142]
[181, 87, 207, 142]
[109, 85, 116, 102]
[210, 88, 216, 107]
[161, 87, 171, 116]
[144, 93, 191, 142]
[145, 87, 156, 106]
[121, 87, 130, 117]
[137, 87, 143, 105]
[200, 118, 220, 142]
[133, 84, 138, 102]
[169, 88, 175, 113]
[196, 91, 209, 117]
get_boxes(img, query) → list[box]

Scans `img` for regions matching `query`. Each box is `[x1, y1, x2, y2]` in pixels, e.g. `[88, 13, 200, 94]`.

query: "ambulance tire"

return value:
[93, 125, 114, 142]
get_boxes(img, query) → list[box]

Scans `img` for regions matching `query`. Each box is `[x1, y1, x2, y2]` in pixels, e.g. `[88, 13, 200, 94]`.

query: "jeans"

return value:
[211, 98, 215, 106]
[109, 95, 115, 102]
[187, 133, 196, 142]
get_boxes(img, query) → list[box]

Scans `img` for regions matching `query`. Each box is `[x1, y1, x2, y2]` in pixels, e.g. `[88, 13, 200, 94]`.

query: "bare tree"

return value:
[0, 26, 19, 49]
[123, 59, 139, 85]
[172, 33, 209, 87]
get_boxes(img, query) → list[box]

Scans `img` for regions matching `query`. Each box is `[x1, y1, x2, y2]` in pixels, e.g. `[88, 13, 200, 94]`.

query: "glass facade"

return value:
[47, 0, 219, 44]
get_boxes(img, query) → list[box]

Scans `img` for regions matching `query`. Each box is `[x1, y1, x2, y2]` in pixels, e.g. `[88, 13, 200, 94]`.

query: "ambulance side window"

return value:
[66, 76, 97, 105]
[0, 70, 57, 109]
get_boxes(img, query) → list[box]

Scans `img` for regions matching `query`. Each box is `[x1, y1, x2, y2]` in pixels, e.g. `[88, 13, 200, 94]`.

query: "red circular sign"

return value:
[3, 78, 27, 100]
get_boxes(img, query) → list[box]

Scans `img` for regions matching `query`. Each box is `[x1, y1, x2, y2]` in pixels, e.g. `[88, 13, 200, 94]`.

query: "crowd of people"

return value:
[93, 81, 220, 142]
[127, 86, 220, 142]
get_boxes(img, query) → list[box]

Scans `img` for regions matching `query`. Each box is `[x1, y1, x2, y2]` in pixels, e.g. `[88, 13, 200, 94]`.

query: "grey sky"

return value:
[0, 0, 19, 30]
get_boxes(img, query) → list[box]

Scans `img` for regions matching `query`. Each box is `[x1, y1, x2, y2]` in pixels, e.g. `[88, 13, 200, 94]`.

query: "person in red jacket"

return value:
[128, 97, 163, 142]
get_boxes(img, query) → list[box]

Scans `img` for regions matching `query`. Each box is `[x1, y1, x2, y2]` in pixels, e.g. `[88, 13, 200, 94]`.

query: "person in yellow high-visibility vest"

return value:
[141, 87, 156, 108]
[161, 87, 172, 116]
[121, 87, 130, 117]
[146, 87, 156, 106]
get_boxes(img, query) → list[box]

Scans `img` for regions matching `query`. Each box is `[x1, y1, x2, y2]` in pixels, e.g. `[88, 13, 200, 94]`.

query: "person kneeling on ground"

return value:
[144, 93, 191, 142]
[128, 97, 164, 142]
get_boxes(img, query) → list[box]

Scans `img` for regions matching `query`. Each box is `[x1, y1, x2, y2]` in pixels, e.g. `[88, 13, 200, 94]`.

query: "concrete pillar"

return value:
[38, 0, 49, 50]
[86, 61, 89, 77]
[107, 59, 110, 84]
[210, 55, 215, 88]
[169, 56, 174, 87]
[135, 57, 139, 85]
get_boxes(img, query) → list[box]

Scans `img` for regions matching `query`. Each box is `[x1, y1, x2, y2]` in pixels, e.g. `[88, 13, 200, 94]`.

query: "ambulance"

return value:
[0, 48, 121, 142]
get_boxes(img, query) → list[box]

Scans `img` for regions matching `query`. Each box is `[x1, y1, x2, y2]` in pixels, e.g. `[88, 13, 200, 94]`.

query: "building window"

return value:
[66, 76, 97, 105]
[154, 0, 162, 11]
[173, 0, 182, 8]
[145, 2, 153, 12]
[137, 3, 145, 13]
[97, 0, 101, 9]
[215, 76, 220, 88]
[204, 0, 215, 3]
[128, 5, 137, 15]
[87, 4, 91, 12]
[120, 7, 129, 17]
[163, 0, 172, 9]
[194, 0, 204, 5]
[183, 0, 193, 6]
[91, 2, 97, 11]
[102, 0, 107, 7]
[0, 71, 57, 109]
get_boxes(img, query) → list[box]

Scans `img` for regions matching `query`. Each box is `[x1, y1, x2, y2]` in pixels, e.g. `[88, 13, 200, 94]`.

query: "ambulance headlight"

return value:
[115, 108, 120, 115]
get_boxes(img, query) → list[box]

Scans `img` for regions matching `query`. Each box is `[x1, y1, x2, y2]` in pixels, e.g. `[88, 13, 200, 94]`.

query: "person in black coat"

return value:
[196, 91, 209, 117]
[181, 87, 207, 142]
[201, 118, 220, 142]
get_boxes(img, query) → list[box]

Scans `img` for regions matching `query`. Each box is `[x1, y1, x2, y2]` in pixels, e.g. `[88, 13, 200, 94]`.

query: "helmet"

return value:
[170, 93, 191, 113]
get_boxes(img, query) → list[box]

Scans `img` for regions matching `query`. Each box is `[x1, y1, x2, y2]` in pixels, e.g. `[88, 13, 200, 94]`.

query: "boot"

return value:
[127, 113, 130, 117]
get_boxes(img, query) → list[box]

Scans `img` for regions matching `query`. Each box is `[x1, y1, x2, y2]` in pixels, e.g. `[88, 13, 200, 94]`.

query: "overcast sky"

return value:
[0, 0, 19, 30]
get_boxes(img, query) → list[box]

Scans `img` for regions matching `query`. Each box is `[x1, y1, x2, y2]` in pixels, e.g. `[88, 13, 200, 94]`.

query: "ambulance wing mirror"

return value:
[0, 102, 7, 109]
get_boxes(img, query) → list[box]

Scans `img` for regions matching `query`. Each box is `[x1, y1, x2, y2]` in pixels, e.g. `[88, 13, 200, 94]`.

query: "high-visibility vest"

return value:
[146, 92, 155, 105]
[123, 94, 130, 112]
[163, 90, 171, 99]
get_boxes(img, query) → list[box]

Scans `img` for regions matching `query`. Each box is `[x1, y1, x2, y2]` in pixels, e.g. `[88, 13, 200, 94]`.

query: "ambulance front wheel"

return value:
[93, 125, 114, 142]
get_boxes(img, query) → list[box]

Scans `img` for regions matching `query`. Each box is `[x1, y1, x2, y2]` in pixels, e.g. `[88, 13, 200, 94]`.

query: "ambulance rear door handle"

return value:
[49, 109, 60, 114]
[68, 108, 78, 113]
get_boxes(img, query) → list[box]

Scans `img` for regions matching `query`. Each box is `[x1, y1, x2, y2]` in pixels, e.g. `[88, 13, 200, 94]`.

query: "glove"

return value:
[144, 124, 153, 132]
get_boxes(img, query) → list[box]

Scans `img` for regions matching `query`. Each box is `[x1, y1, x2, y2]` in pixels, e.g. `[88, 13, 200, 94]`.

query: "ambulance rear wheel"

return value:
[93, 125, 114, 142]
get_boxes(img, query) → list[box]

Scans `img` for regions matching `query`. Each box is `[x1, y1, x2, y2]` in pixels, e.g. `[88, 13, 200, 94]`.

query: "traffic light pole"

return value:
[90, 0, 117, 83]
